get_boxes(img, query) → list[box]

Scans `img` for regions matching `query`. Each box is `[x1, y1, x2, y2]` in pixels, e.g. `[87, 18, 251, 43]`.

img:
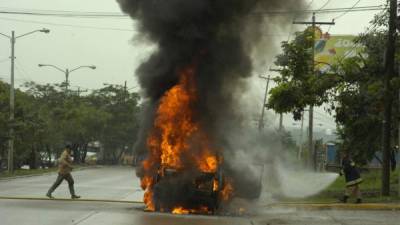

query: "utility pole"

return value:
[293, 13, 335, 171]
[75, 87, 88, 97]
[258, 75, 271, 131]
[124, 80, 127, 102]
[395, 1, 400, 197]
[269, 67, 284, 131]
[65, 69, 69, 94]
[0, 28, 50, 174]
[8, 31, 15, 174]
[397, 0, 400, 198]
[298, 111, 305, 160]
[382, 0, 397, 196]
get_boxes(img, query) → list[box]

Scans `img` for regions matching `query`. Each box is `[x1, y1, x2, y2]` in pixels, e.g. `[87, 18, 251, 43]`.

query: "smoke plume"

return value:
[118, 0, 306, 155]
[117, 0, 308, 211]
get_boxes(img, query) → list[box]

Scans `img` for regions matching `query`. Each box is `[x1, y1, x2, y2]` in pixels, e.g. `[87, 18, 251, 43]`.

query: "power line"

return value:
[0, 5, 386, 18]
[333, 0, 364, 20]
[339, 7, 385, 59]
[14, 59, 34, 83]
[317, 0, 333, 33]
[318, 0, 333, 11]
[0, 16, 135, 32]
[0, 10, 127, 19]
[287, 0, 315, 42]
[251, 5, 384, 15]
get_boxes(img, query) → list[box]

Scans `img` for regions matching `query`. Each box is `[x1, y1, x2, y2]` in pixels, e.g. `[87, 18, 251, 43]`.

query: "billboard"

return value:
[314, 33, 364, 73]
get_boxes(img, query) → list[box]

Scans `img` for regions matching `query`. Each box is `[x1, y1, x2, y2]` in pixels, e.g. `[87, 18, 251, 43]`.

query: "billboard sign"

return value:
[314, 33, 364, 73]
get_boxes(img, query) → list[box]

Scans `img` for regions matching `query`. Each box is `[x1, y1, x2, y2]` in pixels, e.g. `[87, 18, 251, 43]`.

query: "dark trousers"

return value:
[47, 173, 76, 196]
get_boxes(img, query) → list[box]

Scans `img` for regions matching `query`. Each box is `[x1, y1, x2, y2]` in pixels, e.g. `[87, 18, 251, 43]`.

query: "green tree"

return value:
[89, 84, 140, 164]
[0, 81, 141, 170]
[268, 28, 338, 120]
[268, 9, 398, 167]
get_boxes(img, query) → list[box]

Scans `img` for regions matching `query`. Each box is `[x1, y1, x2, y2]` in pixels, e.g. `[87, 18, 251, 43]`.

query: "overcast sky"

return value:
[0, 0, 386, 129]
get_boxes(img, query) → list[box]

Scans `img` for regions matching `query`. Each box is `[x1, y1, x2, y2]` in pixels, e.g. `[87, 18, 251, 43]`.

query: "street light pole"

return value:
[0, 28, 50, 173]
[65, 68, 69, 93]
[8, 31, 15, 174]
[38, 64, 96, 95]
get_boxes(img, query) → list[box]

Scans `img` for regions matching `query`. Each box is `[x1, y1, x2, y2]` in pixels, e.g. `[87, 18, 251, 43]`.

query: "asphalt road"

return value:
[0, 167, 399, 225]
[0, 166, 143, 201]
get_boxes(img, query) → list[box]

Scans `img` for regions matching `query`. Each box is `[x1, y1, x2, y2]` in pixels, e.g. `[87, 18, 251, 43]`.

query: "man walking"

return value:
[339, 152, 362, 203]
[46, 145, 80, 199]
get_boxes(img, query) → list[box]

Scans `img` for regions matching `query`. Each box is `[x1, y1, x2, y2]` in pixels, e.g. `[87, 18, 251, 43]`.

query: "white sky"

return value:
[0, 0, 387, 129]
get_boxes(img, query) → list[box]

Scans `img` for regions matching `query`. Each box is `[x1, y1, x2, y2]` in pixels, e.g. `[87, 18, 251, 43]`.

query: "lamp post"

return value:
[0, 28, 50, 173]
[38, 64, 96, 93]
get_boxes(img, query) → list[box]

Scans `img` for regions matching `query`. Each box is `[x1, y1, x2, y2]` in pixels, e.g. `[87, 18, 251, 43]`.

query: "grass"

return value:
[283, 169, 400, 203]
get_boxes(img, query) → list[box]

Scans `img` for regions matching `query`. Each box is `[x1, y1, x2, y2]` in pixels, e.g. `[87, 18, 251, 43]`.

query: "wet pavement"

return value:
[0, 167, 399, 225]
[252, 207, 400, 225]
[0, 199, 250, 225]
[0, 166, 143, 201]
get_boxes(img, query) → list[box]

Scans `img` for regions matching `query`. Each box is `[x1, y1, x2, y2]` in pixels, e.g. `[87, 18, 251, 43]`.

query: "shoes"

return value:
[71, 195, 81, 199]
[46, 193, 55, 199]
[356, 198, 362, 204]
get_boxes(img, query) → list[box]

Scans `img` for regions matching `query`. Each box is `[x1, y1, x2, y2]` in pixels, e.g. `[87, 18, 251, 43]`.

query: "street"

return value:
[0, 167, 399, 225]
[0, 166, 143, 201]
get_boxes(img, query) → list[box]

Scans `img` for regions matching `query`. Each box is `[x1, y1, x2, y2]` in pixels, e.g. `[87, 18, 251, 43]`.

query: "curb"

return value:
[0, 196, 143, 204]
[264, 203, 400, 211]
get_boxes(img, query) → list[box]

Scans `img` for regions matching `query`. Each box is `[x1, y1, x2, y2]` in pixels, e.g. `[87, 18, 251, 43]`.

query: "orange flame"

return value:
[172, 207, 190, 215]
[213, 178, 219, 192]
[172, 206, 210, 215]
[220, 178, 234, 201]
[140, 64, 224, 212]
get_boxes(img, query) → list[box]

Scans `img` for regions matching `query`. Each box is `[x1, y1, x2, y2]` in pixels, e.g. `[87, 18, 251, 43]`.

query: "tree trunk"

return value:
[382, 0, 397, 196]
[72, 143, 80, 164]
[29, 145, 37, 169]
[46, 144, 52, 167]
[117, 148, 126, 165]
[111, 151, 118, 165]
[81, 143, 88, 164]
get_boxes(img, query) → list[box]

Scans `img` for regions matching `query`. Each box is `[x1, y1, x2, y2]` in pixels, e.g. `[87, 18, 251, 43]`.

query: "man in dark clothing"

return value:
[46, 145, 80, 199]
[340, 153, 363, 203]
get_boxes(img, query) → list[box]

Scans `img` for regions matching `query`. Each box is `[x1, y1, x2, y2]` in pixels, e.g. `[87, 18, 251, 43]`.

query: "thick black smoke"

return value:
[117, 0, 306, 210]
[118, 0, 306, 155]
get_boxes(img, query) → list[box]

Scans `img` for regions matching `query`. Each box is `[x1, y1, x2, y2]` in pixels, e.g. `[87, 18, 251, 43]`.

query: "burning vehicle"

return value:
[137, 66, 237, 214]
[132, 65, 263, 214]
[152, 167, 225, 214]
